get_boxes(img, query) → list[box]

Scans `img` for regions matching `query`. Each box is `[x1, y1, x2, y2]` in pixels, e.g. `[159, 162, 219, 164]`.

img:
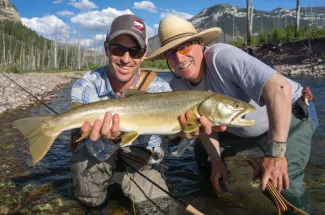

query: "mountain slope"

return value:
[0, 0, 20, 22]
[148, 3, 325, 54]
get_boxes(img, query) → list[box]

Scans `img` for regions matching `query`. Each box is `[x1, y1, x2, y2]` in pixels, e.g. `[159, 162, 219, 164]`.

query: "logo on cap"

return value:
[134, 19, 144, 32]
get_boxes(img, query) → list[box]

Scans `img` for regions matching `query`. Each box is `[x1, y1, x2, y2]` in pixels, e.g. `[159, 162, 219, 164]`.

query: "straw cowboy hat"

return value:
[146, 15, 222, 60]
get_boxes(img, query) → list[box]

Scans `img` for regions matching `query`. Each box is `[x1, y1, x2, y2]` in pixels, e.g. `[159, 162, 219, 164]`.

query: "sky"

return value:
[9, 0, 325, 48]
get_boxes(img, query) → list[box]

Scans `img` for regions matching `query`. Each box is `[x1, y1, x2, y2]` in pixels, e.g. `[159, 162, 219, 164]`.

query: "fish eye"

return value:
[234, 103, 241, 108]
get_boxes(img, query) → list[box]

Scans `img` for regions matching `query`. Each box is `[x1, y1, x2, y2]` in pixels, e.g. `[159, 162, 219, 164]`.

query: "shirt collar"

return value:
[98, 66, 141, 97]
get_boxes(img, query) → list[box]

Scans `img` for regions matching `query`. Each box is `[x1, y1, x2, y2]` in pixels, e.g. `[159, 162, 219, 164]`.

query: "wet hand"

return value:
[81, 112, 122, 142]
[199, 116, 227, 134]
[210, 158, 228, 193]
[179, 113, 226, 139]
[253, 156, 289, 192]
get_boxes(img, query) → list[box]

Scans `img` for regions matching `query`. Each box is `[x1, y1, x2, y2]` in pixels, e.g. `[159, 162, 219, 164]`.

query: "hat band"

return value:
[161, 32, 196, 46]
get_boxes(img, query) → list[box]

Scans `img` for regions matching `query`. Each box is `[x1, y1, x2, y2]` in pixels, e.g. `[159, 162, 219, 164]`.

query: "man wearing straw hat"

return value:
[147, 15, 318, 214]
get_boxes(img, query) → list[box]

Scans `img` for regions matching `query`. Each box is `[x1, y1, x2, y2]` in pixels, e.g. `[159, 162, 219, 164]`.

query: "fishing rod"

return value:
[247, 159, 309, 215]
[1, 71, 204, 215]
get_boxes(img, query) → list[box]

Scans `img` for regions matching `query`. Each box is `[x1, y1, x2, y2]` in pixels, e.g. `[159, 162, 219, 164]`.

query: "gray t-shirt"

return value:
[170, 43, 302, 138]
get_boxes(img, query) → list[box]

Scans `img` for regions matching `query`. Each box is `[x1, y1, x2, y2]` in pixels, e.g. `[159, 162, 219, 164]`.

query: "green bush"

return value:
[310, 24, 319, 38]
[89, 64, 102, 70]
[285, 25, 295, 42]
[141, 60, 168, 69]
[272, 27, 286, 43]
[6, 62, 22, 73]
[229, 37, 246, 48]
[251, 36, 260, 46]
[259, 31, 269, 44]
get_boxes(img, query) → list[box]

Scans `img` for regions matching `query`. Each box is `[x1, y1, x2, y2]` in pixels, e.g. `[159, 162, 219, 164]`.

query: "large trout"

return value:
[13, 90, 255, 163]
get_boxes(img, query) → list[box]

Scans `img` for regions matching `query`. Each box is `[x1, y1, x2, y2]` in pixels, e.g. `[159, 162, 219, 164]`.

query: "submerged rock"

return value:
[32, 203, 53, 211]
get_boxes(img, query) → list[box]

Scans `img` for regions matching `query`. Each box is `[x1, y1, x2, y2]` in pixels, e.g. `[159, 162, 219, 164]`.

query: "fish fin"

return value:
[13, 116, 59, 163]
[186, 109, 198, 124]
[183, 106, 201, 133]
[172, 124, 181, 132]
[70, 102, 83, 109]
[184, 122, 201, 133]
[122, 89, 148, 97]
[76, 131, 91, 142]
[120, 132, 140, 147]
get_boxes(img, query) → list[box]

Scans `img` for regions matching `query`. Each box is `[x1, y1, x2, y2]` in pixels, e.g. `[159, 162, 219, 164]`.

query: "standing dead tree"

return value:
[295, 0, 301, 37]
[246, 0, 253, 45]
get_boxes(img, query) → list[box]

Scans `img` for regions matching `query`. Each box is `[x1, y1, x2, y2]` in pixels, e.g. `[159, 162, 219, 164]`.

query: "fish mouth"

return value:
[230, 109, 255, 126]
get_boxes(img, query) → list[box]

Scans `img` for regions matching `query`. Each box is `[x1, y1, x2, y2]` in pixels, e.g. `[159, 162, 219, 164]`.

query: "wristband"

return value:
[265, 140, 287, 157]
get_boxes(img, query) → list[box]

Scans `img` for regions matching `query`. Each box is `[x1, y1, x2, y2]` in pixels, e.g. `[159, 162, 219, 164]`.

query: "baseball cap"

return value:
[106, 14, 147, 49]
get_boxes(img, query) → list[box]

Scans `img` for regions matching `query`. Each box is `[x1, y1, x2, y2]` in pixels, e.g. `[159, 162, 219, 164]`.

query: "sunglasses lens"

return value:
[129, 48, 145, 59]
[178, 43, 192, 55]
[166, 51, 176, 60]
[109, 44, 145, 59]
[109, 45, 125, 57]
[165, 41, 197, 60]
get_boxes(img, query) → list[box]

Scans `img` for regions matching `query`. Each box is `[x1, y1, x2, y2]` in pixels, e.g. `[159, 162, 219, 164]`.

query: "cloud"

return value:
[160, 9, 193, 20]
[53, 0, 64, 4]
[70, 8, 132, 32]
[94, 34, 106, 41]
[68, 0, 98, 11]
[21, 15, 71, 41]
[153, 24, 158, 30]
[80, 38, 93, 47]
[146, 25, 155, 38]
[133, 1, 156, 13]
[56, 10, 74, 17]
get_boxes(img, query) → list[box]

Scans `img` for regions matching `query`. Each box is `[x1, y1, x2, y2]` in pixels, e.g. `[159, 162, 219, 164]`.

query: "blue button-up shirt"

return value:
[71, 66, 172, 164]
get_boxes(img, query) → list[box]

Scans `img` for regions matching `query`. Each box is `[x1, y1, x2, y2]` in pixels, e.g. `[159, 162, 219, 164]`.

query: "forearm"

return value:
[263, 75, 292, 142]
[199, 134, 221, 161]
[262, 74, 292, 156]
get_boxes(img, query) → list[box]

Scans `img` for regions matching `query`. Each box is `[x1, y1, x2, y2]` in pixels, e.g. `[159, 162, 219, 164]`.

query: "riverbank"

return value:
[0, 71, 84, 114]
[0, 63, 322, 115]
[0, 69, 170, 115]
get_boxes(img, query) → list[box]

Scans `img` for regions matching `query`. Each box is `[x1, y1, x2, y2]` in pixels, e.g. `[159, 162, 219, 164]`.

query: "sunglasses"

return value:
[107, 42, 146, 59]
[165, 40, 199, 61]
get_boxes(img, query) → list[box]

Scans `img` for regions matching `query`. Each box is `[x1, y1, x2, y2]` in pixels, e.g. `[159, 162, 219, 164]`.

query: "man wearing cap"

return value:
[147, 15, 318, 214]
[69, 14, 173, 214]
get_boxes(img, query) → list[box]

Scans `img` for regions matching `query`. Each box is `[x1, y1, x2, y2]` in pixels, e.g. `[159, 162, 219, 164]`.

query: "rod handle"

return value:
[186, 204, 204, 215]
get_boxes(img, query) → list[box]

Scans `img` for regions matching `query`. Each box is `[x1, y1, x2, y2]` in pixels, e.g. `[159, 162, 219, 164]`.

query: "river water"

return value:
[0, 72, 324, 215]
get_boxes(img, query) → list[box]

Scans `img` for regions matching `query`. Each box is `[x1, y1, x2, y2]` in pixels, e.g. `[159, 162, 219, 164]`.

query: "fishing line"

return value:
[124, 162, 137, 214]
[0, 72, 59, 114]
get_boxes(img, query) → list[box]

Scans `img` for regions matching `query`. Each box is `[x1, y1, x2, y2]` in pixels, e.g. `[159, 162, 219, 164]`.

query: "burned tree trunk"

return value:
[246, 0, 252, 45]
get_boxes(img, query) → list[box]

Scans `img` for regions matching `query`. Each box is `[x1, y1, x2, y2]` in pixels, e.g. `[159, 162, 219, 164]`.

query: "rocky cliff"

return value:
[0, 0, 20, 22]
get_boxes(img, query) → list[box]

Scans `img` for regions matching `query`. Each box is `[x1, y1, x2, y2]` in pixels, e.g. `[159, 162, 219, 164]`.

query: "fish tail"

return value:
[13, 116, 58, 163]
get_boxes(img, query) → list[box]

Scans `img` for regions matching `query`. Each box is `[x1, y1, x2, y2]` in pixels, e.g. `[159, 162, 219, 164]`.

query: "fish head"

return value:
[198, 94, 256, 127]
